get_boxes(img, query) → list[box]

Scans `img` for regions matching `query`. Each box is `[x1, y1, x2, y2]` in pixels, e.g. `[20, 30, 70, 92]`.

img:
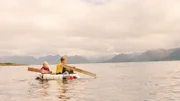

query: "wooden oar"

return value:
[28, 67, 52, 74]
[28, 67, 42, 73]
[63, 65, 96, 78]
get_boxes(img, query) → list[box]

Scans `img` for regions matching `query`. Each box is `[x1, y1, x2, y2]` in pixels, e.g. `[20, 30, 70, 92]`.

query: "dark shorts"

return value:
[63, 67, 74, 74]
[56, 67, 74, 74]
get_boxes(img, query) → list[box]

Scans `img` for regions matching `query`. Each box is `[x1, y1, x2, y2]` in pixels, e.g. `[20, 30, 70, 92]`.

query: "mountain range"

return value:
[0, 55, 89, 65]
[1, 47, 180, 64]
[106, 48, 180, 62]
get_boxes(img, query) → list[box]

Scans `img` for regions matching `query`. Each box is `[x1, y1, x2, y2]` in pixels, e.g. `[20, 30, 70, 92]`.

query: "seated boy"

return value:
[56, 56, 74, 74]
[41, 62, 52, 74]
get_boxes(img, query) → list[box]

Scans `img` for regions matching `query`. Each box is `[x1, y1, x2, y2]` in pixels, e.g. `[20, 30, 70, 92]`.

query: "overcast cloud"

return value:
[0, 0, 180, 57]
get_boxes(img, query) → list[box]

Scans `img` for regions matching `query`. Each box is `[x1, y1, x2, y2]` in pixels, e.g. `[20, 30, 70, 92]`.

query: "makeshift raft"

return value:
[36, 73, 80, 80]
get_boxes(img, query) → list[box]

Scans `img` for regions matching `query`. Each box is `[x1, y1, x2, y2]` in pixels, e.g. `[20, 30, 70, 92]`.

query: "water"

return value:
[1, 61, 180, 101]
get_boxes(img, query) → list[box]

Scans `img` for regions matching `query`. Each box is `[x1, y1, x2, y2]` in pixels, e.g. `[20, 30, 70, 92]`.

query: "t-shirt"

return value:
[41, 67, 50, 71]
[56, 63, 71, 74]
[56, 63, 63, 74]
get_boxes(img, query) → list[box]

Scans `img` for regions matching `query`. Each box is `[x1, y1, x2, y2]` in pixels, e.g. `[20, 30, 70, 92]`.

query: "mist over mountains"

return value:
[0, 47, 180, 64]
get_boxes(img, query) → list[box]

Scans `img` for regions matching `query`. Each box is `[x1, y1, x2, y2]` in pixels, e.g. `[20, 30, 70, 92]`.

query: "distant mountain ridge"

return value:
[0, 54, 89, 65]
[106, 48, 180, 62]
[1, 47, 180, 64]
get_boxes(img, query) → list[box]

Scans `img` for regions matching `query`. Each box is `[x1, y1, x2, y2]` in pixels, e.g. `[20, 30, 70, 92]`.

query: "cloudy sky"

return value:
[0, 0, 180, 57]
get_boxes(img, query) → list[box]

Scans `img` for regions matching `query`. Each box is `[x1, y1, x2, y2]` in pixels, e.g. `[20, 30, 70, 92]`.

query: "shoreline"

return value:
[0, 63, 27, 66]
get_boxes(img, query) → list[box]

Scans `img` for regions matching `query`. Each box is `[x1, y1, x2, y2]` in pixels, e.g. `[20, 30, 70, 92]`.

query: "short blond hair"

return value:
[42, 61, 48, 67]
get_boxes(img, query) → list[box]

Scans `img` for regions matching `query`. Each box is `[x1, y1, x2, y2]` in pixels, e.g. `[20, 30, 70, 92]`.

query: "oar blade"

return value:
[28, 67, 42, 73]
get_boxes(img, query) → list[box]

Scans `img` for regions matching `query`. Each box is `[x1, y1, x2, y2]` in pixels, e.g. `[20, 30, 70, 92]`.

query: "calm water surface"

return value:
[1, 61, 180, 101]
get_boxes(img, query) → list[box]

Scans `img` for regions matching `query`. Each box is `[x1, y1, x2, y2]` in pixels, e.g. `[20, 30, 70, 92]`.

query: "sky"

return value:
[0, 0, 180, 58]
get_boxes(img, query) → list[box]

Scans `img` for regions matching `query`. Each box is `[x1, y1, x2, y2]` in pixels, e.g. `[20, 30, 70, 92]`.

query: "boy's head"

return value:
[60, 56, 67, 64]
[42, 61, 49, 67]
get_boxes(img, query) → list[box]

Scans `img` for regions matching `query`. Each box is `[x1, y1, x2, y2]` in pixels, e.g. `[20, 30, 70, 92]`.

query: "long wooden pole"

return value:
[63, 65, 96, 78]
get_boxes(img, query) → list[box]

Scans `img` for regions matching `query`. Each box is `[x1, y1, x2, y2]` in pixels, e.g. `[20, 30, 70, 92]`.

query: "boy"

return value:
[56, 56, 74, 74]
[41, 62, 52, 74]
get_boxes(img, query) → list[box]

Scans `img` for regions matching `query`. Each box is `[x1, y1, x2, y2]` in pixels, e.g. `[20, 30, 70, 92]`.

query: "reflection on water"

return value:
[57, 80, 71, 100]
[28, 79, 74, 101]
[38, 80, 49, 96]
